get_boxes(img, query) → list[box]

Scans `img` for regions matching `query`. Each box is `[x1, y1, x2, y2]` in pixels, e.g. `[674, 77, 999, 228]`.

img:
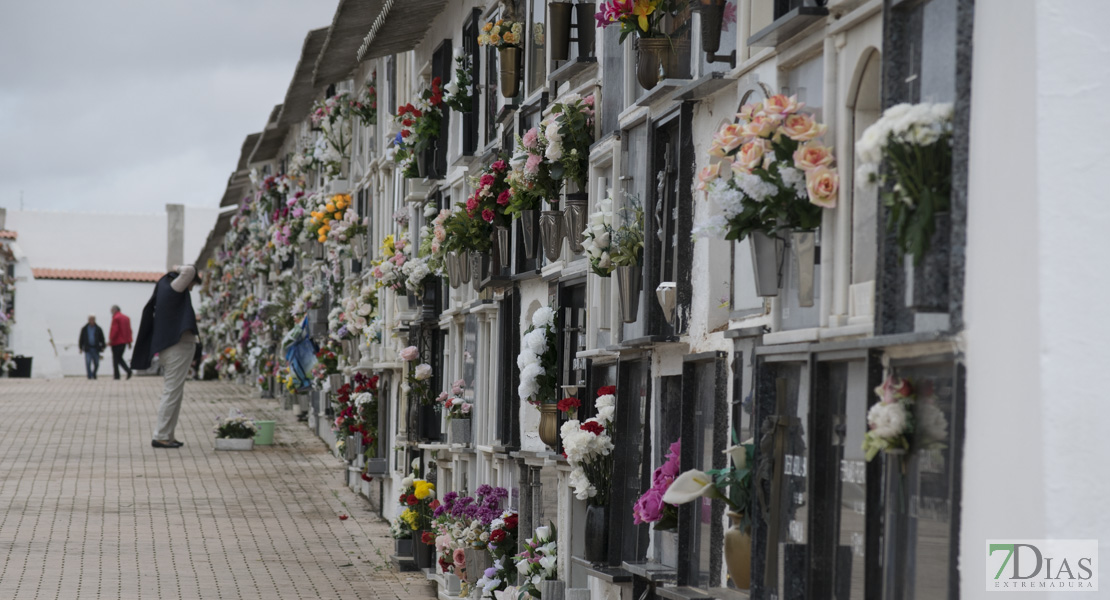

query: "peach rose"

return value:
[742, 115, 777, 139]
[735, 139, 769, 172]
[697, 162, 722, 191]
[781, 113, 827, 142]
[737, 102, 762, 122]
[763, 94, 803, 117]
[805, 166, 839, 208]
[793, 142, 834, 171]
[708, 124, 745, 157]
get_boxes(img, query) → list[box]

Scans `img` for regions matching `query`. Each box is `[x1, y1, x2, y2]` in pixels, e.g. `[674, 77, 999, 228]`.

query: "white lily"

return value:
[662, 469, 737, 510]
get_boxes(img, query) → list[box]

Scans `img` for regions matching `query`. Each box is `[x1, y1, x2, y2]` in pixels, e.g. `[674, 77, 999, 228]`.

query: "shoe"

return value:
[151, 440, 183, 448]
[127, 371, 133, 380]
[170, 439, 185, 446]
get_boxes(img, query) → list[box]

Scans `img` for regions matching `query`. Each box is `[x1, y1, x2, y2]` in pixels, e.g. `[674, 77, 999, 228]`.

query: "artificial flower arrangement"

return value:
[442, 202, 494, 255]
[392, 77, 445, 178]
[542, 93, 596, 192]
[443, 55, 474, 114]
[506, 125, 561, 217]
[213, 410, 257, 439]
[390, 510, 414, 540]
[351, 72, 378, 126]
[369, 234, 412, 294]
[662, 438, 755, 534]
[511, 525, 558, 599]
[310, 91, 352, 178]
[418, 205, 450, 281]
[252, 171, 302, 214]
[478, 507, 522, 598]
[517, 306, 559, 406]
[583, 194, 645, 276]
[862, 375, 948, 461]
[334, 373, 382, 466]
[477, 19, 524, 49]
[437, 378, 472, 420]
[307, 193, 353, 244]
[560, 386, 616, 504]
[398, 465, 438, 536]
[400, 345, 435, 406]
[430, 486, 510, 574]
[632, 438, 681, 530]
[595, 0, 687, 43]
[328, 305, 353, 343]
[695, 94, 838, 241]
[310, 346, 339, 384]
[467, 157, 513, 229]
[856, 102, 954, 261]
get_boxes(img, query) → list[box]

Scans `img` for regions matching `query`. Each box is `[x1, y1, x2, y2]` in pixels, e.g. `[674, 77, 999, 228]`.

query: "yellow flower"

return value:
[400, 508, 417, 528]
[325, 201, 336, 212]
[634, 0, 659, 32]
[489, 32, 501, 45]
[503, 32, 516, 45]
[413, 480, 435, 500]
[482, 22, 492, 32]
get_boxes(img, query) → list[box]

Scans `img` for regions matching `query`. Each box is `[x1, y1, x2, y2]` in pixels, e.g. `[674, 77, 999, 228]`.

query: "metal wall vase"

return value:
[539, 210, 565, 262]
[791, 230, 816, 307]
[635, 37, 690, 90]
[470, 252, 490, 292]
[575, 3, 597, 57]
[549, 2, 573, 62]
[616, 264, 642, 323]
[498, 46, 523, 98]
[496, 226, 511, 268]
[749, 231, 784, 297]
[698, 0, 727, 54]
[563, 195, 589, 254]
[520, 209, 540, 260]
[458, 249, 472, 284]
[445, 251, 460, 288]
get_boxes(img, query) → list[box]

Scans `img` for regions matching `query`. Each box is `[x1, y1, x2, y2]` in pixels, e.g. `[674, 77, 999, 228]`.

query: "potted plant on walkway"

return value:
[213, 411, 258, 451]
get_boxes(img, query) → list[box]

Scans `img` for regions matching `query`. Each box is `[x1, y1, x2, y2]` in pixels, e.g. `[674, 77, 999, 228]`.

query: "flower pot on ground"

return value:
[214, 438, 254, 451]
[550, 2, 574, 62]
[616, 264, 642, 323]
[635, 37, 690, 90]
[539, 210, 565, 262]
[749, 231, 785, 297]
[563, 194, 589, 254]
[448, 418, 472, 445]
[537, 403, 560, 449]
[463, 547, 493, 585]
[213, 412, 258, 450]
[520, 209, 540, 260]
[499, 47, 523, 98]
[583, 504, 608, 563]
[725, 511, 752, 589]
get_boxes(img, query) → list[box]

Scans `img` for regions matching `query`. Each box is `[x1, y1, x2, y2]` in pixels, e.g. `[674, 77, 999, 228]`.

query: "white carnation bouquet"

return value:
[560, 388, 615, 504]
[516, 306, 558, 406]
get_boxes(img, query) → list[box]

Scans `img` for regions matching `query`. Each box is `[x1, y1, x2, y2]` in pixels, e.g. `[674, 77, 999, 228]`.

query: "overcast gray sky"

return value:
[0, 0, 337, 213]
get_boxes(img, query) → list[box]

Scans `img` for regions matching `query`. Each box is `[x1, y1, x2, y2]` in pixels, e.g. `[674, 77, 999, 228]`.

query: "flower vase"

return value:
[697, 0, 728, 54]
[444, 573, 462, 595]
[537, 403, 561, 449]
[749, 231, 784, 297]
[724, 511, 752, 589]
[635, 37, 690, 90]
[463, 548, 493, 584]
[575, 3, 597, 57]
[412, 531, 434, 569]
[583, 504, 608, 564]
[351, 233, 367, 262]
[520, 209, 540, 260]
[540, 580, 566, 600]
[549, 2, 573, 62]
[563, 194, 589, 254]
[214, 438, 254, 451]
[458, 249, 472, 284]
[539, 210, 564, 262]
[498, 46, 523, 98]
[445, 251, 461, 288]
[616, 264, 642, 323]
[470, 251, 490, 292]
[496, 225, 511, 269]
[791, 230, 817, 308]
[448, 418, 472, 445]
[395, 537, 413, 558]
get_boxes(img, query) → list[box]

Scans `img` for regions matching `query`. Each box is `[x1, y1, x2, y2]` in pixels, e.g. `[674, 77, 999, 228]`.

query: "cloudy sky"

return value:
[0, 0, 338, 214]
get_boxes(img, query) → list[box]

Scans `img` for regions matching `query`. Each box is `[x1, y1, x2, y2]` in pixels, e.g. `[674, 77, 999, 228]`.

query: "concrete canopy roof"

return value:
[313, 0, 387, 87]
[276, 27, 331, 128]
[357, 0, 450, 62]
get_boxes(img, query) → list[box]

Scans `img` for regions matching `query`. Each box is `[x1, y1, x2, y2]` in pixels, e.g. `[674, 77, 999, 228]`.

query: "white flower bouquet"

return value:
[516, 307, 558, 406]
[560, 388, 616, 504]
[862, 376, 915, 461]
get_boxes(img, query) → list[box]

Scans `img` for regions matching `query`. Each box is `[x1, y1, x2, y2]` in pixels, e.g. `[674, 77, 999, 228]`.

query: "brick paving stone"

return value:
[0, 378, 436, 600]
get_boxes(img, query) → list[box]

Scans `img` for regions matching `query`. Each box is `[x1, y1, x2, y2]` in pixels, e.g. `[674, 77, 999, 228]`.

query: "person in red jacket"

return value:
[109, 305, 133, 380]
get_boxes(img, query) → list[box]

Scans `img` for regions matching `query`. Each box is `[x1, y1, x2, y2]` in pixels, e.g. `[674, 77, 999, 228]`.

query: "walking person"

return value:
[109, 305, 134, 380]
[78, 315, 106, 380]
[131, 265, 201, 449]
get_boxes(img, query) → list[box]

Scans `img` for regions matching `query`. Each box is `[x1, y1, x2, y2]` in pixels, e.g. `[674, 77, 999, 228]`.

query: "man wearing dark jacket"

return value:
[78, 315, 106, 380]
[131, 265, 200, 449]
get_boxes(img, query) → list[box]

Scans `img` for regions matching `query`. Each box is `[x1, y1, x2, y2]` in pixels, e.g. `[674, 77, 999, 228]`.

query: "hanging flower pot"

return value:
[616, 264, 642, 323]
[458, 249, 472, 284]
[575, 2, 597, 57]
[445, 251, 460, 288]
[635, 37, 690, 90]
[748, 231, 784, 297]
[520, 209, 541, 260]
[724, 511, 752, 589]
[791, 230, 817, 308]
[496, 225, 512, 268]
[583, 504, 608, 564]
[470, 251, 490, 292]
[549, 2, 574, 62]
[499, 46, 523, 98]
[563, 193, 589, 254]
[697, 0, 728, 54]
[537, 403, 560, 449]
[351, 233, 367, 262]
[539, 210, 565, 262]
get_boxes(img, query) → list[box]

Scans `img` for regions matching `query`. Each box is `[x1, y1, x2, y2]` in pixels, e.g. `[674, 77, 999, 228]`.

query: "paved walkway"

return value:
[0, 378, 434, 600]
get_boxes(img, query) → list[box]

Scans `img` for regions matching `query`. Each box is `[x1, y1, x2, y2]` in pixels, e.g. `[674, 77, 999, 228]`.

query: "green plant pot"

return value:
[253, 420, 275, 445]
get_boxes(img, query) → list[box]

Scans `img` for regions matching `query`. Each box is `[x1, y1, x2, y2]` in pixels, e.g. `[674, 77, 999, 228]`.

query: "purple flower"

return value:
[633, 488, 665, 524]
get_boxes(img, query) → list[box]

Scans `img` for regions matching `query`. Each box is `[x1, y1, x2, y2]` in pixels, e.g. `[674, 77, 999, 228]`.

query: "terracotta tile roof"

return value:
[32, 269, 163, 283]
[0, 230, 16, 239]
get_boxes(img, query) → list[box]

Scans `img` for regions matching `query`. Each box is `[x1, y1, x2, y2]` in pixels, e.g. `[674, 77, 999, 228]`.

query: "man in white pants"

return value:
[130, 265, 200, 449]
